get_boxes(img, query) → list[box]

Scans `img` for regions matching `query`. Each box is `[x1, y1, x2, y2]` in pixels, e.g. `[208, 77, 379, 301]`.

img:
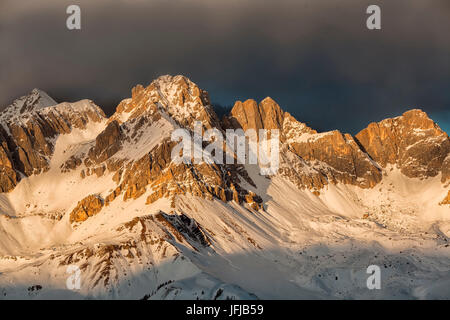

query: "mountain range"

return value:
[0, 75, 449, 299]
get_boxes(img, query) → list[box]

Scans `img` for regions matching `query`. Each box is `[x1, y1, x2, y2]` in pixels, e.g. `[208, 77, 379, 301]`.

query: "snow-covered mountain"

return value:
[0, 76, 449, 299]
[0, 88, 57, 115]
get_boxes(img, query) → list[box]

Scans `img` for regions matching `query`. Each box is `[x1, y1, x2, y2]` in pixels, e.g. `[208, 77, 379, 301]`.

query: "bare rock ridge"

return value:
[0, 75, 448, 213]
[70, 194, 104, 223]
[69, 75, 262, 222]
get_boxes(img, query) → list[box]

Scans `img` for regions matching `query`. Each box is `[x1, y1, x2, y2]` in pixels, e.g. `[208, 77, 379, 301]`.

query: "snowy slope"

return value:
[0, 158, 448, 299]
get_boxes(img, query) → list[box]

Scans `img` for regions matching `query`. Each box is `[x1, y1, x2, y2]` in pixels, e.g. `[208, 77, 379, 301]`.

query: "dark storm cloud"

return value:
[1, 0, 449, 133]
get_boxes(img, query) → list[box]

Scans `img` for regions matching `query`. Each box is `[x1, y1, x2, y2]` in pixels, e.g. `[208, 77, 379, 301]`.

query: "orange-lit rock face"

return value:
[70, 194, 104, 222]
[440, 190, 450, 205]
[288, 130, 382, 189]
[442, 157, 450, 183]
[356, 109, 450, 180]
[259, 97, 285, 130]
[227, 97, 284, 132]
[2, 77, 450, 298]
[229, 99, 263, 131]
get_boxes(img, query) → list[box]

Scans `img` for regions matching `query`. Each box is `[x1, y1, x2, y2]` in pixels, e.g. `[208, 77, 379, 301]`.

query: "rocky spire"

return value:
[226, 97, 284, 132]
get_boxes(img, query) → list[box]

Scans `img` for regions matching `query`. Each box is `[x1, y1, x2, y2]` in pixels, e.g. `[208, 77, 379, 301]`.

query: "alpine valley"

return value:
[0, 75, 449, 299]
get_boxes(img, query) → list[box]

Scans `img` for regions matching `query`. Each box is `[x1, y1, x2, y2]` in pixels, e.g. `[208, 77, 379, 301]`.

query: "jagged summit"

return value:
[359, 109, 446, 135]
[110, 75, 219, 129]
[0, 92, 105, 192]
[1, 88, 57, 115]
[29, 88, 57, 106]
[0, 88, 61, 128]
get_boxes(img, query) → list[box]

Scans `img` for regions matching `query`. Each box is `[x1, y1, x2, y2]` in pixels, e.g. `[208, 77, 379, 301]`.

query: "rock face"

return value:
[288, 130, 382, 189]
[87, 120, 123, 164]
[226, 97, 284, 132]
[356, 109, 450, 181]
[225, 99, 449, 192]
[70, 195, 104, 222]
[0, 91, 105, 192]
[440, 190, 450, 205]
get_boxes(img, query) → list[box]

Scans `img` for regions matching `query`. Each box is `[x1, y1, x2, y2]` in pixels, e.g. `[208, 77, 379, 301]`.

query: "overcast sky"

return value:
[1, 0, 449, 134]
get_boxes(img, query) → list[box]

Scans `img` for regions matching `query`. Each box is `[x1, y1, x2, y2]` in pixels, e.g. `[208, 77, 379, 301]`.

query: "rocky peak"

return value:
[1, 88, 57, 117]
[110, 75, 219, 129]
[356, 109, 450, 181]
[226, 97, 284, 132]
[0, 96, 106, 192]
[0, 76, 448, 208]
[259, 97, 285, 130]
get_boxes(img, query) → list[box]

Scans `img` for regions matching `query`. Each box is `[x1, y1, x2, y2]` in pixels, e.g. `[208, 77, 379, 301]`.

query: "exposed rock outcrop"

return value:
[288, 129, 382, 188]
[0, 88, 57, 115]
[2, 76, 450, 300]
[70, 195, 104, 223]
[87, 120, 123, 165]
[440, 190, 450, 205]
[224, 97, 284, 133]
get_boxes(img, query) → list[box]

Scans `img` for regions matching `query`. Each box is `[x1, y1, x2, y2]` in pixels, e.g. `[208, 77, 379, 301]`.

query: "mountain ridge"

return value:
[2, 75, 447, 194]
[0, 75, 448, 300]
